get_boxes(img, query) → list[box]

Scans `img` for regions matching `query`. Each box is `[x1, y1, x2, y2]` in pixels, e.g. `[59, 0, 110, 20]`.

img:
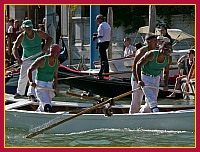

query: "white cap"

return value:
[157, 36, 164, 41]
[163, 37, 170, 42]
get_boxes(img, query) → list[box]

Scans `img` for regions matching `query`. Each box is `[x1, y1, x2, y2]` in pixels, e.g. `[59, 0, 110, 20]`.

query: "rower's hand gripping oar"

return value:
[6, 52, 43, 71]
[25, 87, 141, 138]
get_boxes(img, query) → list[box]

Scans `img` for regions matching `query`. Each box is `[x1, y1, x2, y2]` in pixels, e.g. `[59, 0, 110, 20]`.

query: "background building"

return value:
[5, 5, 195, 63]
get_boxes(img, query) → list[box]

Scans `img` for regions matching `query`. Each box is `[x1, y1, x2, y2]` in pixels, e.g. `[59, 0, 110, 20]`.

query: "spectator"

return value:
[13, 20, 22, 41]
[93, 14, 111, 79]
[167, 49, 195, 98]
[7, 18, 14, 33]
[38, 24, 45, 31]
[135, 42, 143, 50]
[123, 37, 136, 57]
[7, 18, 15, 63]
[157, 36, 164, 49]
[160, 25, 173, 43]
[5, 16, 9, 34]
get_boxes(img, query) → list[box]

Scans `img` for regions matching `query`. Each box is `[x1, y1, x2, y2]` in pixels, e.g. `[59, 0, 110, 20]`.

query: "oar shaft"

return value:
[6, 52, 43, 70]
[36, 85, 100, 101]
[26, 87, 140, 138]
[58, 75, 93, 80]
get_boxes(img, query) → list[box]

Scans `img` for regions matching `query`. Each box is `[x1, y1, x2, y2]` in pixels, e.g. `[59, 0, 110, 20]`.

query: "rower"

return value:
[27, 44, 60, 112]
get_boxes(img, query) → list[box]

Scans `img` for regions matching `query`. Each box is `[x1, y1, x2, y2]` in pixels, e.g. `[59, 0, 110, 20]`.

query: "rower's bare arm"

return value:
[53, 61, 60, 93]
[37, 30, 53, 53]
[177, 54, 187, 64]
[27, 57, 45, 84]
[132, 47, 147, 81]
[12, 33, 24, 60]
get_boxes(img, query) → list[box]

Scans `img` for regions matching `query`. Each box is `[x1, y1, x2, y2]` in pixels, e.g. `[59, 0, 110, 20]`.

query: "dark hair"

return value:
[188, 49, 195, 55]
[145, 33, 157, 41]
[124, 37, 131, 42]
[160, 24, 168, 30]
[162, 41, 172, 48]
[161, 26, 167, 30]
[9, 18, 14, 22]
[135, 43, 143, 49]
[96, 14, 104, 21]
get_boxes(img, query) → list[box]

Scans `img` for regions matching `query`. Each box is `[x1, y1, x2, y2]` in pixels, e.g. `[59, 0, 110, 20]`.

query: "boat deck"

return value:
[5, 93, 195, 114]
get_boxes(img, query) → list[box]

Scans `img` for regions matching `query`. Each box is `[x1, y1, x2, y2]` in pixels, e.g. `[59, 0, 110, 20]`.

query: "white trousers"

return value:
[35, 80, 55, 112]
[17, 60, 36, 96]
[140, 74, 160, 112]
[129, 80, 151, 114]
[129, 80, 143, 114]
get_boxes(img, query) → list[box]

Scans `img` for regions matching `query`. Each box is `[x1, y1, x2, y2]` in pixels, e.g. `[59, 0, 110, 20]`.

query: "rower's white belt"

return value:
[142, 71, 157, 77]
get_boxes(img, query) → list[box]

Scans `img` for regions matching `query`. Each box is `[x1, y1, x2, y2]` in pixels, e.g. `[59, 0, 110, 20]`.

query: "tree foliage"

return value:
[104, 5, 195, 34]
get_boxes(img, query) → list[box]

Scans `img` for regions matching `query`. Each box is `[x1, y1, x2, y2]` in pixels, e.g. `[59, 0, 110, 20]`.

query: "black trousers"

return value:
[98, 41, 110, 76]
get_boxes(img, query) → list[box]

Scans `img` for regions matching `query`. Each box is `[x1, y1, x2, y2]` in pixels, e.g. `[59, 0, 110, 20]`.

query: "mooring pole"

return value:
[90, 5, 100, 69]
[107, 7, 113, 59]
[149, 5, 156, 33]
[45, 6, 57, 43]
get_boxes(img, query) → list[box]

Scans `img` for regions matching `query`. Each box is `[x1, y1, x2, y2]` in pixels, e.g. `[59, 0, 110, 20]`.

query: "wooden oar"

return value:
[35, 85, 101, 101]
[6, 52, 43, 71]
[65, 91, 102, 102]
[25, 87, 140, 138]
[58, 71, 132, 81]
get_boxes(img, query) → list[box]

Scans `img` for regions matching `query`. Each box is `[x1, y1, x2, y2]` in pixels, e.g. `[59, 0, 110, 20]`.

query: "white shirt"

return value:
[124, 45, 136, 57]
[7, 25, 13, 33]
[97, 22, 111, 43]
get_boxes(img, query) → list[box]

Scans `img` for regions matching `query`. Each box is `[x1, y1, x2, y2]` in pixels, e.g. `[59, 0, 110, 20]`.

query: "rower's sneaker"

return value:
[28, 95, 38, 102]
[152, 107, 159, 113]
[14, 93, 24, 99]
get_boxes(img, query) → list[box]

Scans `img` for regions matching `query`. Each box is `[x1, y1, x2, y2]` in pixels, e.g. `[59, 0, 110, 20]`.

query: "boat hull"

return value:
[58, 65, 181, 98]
[6, 109, 194, 134]
[5, 63, 184, 98]
[5, 94, 195, 134]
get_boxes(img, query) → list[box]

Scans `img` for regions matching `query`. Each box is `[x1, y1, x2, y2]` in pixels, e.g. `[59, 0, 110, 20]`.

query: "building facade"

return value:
[5, 5, 195, 62]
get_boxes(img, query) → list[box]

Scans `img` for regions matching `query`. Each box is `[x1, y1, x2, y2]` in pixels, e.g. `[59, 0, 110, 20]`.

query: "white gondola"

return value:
[5, 94, 195, 134]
